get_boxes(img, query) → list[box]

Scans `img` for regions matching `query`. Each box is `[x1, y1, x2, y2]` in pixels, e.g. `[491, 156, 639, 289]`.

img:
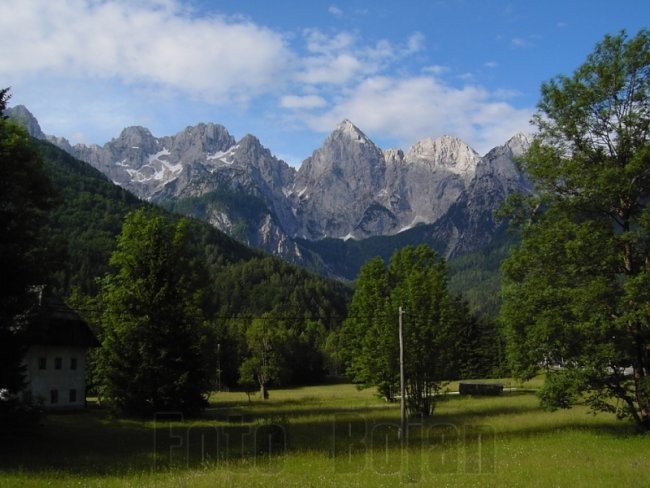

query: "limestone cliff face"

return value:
[10, 105, 531, 267]
[290, 119, 390, 239]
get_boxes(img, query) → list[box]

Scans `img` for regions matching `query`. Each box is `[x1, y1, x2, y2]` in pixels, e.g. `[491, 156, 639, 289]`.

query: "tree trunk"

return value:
[633, 339, 650, 430]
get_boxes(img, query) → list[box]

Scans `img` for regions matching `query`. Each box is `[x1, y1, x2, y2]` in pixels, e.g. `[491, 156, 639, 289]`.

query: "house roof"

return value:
[25, 288, 100, 348]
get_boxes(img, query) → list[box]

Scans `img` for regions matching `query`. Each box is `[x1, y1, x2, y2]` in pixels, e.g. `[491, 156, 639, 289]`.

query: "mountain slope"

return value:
[10, 106, 530, 288]
[33, 137, 259, 296]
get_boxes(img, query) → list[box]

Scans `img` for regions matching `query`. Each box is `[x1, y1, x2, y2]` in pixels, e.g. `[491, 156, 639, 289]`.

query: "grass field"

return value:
[1, 378, 649, 487]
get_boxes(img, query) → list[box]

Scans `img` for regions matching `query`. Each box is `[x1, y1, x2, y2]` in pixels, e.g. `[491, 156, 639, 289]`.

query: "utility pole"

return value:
[216, 343, 222, 392]
[399, 306, 406, 446]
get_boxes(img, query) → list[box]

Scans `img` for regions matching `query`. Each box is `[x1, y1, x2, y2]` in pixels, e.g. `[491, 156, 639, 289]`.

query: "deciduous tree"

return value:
[500, 30, 650, 429]
[97, 209, 216, 416]
[341, 245, 468, 416]
[238, 313, 289, 400]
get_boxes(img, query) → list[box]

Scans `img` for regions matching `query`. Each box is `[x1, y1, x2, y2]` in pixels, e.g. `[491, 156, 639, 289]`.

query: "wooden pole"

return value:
[399, 305, 406, 446]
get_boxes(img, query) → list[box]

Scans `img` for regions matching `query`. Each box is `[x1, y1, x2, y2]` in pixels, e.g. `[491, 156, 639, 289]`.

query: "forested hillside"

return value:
[34, 138, 349, 391]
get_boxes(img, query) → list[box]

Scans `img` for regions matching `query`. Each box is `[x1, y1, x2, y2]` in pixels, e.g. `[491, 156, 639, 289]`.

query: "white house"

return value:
[22, 289, 99, 410]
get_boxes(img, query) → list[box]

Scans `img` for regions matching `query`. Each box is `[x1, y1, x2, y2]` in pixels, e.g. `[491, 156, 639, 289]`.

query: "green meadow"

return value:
[1, 379, 649, 487]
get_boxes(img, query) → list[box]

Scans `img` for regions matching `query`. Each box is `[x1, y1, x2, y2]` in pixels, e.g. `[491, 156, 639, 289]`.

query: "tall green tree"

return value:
[97, 209, 216, 416]
[238, 313, 289, 400]
[500, 30, 650, 429]
[342, 245, 468, 416]
[340, 257, 394, 400]
[0, 88, 55, 397]
[389, 246, 462, 416]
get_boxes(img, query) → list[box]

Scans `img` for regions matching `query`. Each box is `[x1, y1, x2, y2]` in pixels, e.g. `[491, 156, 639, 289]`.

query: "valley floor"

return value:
[1, 379, 648, 487]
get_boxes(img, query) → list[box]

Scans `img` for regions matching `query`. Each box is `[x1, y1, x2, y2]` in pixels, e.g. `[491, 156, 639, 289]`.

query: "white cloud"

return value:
[2, 0, 534, 155]
[298, 53, 363, 85]
[280, 94, 327, 109]
[328, 5, 343, 18]
[511, 37, 534, 49]
[405, 32, 425, 54]
[303, 29, 355, 54]
[423, 65, 450, 75]
[304, 75, 533, 154]
[295, 29, 425, 87]
[0, 0, 291, 103]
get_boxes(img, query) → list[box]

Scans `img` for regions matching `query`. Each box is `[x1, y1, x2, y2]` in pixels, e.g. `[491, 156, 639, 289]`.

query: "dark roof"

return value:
[25, 288, 99, 348]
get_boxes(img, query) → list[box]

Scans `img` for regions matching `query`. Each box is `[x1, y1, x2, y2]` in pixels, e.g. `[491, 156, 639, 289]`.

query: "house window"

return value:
[70, 357, 77, 370]
[50, 389, 58, 405]
[55, 357, 62, 370]
[38, 357, 46, 370]
[69, 389, 77, 403]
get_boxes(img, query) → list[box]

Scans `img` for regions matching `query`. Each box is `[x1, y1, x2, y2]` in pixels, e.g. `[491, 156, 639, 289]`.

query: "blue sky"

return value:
[1, 0, 648, 165]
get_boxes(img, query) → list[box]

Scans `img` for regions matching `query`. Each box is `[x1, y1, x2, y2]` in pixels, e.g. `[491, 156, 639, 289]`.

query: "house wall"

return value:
[23, 345, 89, 409]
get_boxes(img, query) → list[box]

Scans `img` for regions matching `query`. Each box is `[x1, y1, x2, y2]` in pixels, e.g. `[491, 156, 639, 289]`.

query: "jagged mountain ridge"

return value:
[8, 105, 531, 277]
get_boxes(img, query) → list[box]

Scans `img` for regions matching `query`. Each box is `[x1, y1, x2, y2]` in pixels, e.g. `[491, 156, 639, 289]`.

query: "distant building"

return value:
[22, 288, 99, 410]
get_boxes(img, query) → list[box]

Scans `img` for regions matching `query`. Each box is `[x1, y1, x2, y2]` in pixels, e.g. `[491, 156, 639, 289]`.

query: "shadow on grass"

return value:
[0, 391, 639, 476]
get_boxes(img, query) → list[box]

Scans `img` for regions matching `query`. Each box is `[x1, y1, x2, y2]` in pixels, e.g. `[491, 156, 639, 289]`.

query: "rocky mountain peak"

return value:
[6, 105, 46, 139]
[405, 135, 480, 177]
[504, 132, 532, 156]
[297, 119, 384, 183]
[333, 118, 370, 144]
[174, 123, 236, 153]
[237, 133, 263, 153]
[112, 126, 157, 153]
[383, 148, 405, 166]
[233, 134, 295, 180]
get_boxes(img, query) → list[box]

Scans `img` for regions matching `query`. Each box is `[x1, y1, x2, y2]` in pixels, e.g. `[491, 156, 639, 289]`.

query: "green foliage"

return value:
[0, 87, 10, 116]
[97, 209, 217, 416]
[0, 101, 55, 400]
[500, 29, 650, 429]
[447, 229, 516, 318]
[238, 314, 290, 399]
[538, 370, 583, 410]
[161, 188, 269, 243]
[210, 256, 349, 387]
[455, 303, 507, 379]
[341, 245, 486, 416]
[340, 257, 394, 399]
[34, 139, 144, 296]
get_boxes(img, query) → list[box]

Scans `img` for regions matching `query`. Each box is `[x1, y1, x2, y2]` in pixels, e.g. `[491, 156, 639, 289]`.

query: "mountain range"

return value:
[7, 105, 531, 281]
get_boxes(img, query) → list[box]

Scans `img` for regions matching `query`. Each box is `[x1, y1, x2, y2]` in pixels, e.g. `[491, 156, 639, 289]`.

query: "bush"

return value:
[0, 395, 43, 438]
